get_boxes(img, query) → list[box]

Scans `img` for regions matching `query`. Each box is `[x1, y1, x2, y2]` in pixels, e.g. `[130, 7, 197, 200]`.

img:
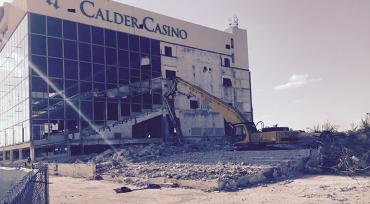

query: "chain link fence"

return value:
[2, 166, 49, 204]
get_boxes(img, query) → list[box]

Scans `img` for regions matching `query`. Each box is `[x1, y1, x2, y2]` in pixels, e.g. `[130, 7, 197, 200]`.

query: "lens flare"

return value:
[29, 62, 118, 153]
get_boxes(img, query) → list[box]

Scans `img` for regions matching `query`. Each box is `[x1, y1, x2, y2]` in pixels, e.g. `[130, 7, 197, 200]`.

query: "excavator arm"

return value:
[163, 77, 256, 144]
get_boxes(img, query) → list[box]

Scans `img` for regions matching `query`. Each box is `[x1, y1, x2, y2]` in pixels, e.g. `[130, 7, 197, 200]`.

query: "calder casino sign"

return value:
[76, 0, 188, 40]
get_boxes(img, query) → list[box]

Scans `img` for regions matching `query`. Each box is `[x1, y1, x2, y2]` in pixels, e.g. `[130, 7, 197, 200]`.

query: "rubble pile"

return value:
[305, 131, 370, 176]
[92, 142, 234, 175]
[91, 143, 308, 189]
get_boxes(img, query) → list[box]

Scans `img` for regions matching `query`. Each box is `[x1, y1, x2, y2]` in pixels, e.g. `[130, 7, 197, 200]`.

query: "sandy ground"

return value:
[50, 175, 370, 204]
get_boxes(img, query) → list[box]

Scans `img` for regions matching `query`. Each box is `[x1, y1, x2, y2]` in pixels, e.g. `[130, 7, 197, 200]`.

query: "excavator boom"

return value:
[164, 77, 255, 144]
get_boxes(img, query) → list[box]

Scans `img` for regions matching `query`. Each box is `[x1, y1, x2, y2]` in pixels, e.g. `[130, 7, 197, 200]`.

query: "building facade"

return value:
[0, 0, 252, 161]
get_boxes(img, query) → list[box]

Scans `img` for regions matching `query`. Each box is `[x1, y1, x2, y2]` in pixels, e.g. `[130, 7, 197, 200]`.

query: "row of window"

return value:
[30, 13, 160, 54]
[32, 95, 162, 120]
[31, 55, 161, 82]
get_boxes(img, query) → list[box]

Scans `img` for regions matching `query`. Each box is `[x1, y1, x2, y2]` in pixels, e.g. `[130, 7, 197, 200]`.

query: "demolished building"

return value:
[0, 0, 252, 161]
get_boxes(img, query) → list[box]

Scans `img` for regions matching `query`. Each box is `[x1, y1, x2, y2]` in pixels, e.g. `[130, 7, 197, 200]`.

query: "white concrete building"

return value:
[0, 0, 252, 161]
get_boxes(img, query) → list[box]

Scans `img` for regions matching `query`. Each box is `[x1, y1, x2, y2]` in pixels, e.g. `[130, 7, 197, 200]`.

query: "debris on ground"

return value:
[114, 186, 132, 194]
[305, 131, 370, 176]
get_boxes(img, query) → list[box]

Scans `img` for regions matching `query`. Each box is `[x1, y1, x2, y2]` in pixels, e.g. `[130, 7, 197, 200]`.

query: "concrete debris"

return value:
[88, 143, 309, 191]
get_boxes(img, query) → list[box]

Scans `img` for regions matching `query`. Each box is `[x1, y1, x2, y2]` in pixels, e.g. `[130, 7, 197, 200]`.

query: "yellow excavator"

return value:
[164, 77, 297, 147]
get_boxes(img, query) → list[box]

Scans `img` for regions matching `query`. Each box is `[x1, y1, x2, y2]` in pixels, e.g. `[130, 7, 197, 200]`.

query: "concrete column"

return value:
[67, 143, 71, 157]
[9, 150, 14, 161]
[162, 116, 169, 142]
[19, 149, 23, 160]
[30, 147, 35, 161]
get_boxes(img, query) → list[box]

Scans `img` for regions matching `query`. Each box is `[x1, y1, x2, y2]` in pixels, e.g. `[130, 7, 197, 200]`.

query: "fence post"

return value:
[45, 165, 49, 204]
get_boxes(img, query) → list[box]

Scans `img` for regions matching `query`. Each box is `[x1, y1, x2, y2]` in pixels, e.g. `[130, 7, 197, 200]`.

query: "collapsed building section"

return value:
[0, 0, 252, 161]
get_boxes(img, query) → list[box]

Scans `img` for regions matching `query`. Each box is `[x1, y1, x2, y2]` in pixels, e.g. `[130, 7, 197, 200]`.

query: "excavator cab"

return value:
[233, 124, 248, 142]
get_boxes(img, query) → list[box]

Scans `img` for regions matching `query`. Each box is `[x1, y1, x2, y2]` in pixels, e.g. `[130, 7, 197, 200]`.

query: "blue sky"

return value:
[1, 0, 369, 130]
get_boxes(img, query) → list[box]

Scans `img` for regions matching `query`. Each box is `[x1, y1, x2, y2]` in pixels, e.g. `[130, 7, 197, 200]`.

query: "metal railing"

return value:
[2, 166, 49, 204]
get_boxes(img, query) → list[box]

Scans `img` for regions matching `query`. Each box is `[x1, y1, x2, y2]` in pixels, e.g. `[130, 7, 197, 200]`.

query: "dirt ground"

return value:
[50, 175, 370, 204]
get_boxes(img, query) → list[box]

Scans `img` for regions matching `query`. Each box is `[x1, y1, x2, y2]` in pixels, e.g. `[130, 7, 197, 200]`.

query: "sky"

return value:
[1, 0, 369, 130]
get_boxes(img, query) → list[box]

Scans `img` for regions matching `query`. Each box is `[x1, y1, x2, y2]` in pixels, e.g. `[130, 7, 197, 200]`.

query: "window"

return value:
[129, 35, 140, 52]
[190, 100, 199, 109]
[231, 38, 234, 49]
[64, 40, 78, 60]
[140, 37, 150, 54]
[141, 54, 151, 71]
[105, 29, 116, 47]
[106, 66, 117, 84]
[94, 101, 106, 121]
[30, 13, 46, 34]
[119, 68, 129, 85]
[118, 50, 129, 67]
[31, 77, 47, 92]
[78, 23, 91, 43]
[130, 52, 140, 68]
[92, 26, 104, 45]
[47, 37, 62, 58]
[31, 34, 46, 55]
[49, 78, 63, 98]
[107, 103, 118, 120]
[80, 82, 92, 94]
[64, 60, 78, 79]
[223, 78, 233, 87]
[121, 103, 130, 116]
[152, 55, 161, 73]
[80, 62, 92, 81]
[105, 48, 117, 66]
[81, 101, 93, 119]
[31, 55, 47, 76]
[79, 42, 91, 62]
[48, 57, 63, 78]
[65, 80, 78, 98]
[66, 101, 79, 120]
[49, 100, 64, 119]
[132, 104, 142, 113]
[141, 71, 151, 81]
[153, 93, 162, 105]
[151, 39, 160, 56]
[226, 44, 231, 49]
[118, 32, 128, 50]
[164, 46, 173, 57]
[143, 94, 152, 109]
[63, 20, 77, 40]
[93, 64, 105, 82]
[224, 58, 231, 67]
[130, 69, 140, 83]
[47, 17, 62, 37]
[165, 70, 176, 79]
[66, 120, 79, 132]
[94, 83, 105, 91]
[92, 45, 105, 64]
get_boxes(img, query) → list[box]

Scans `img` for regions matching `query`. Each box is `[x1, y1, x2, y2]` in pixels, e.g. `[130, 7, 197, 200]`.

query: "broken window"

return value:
[164, 46, 173, 57]
[165, 70, 176, 80]
[223, 78, 233, 87]
[190, 100, 199, 109]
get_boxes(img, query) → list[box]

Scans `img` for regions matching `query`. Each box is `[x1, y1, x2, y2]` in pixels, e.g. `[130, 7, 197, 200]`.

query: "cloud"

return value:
[273, 74, 322, 91]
